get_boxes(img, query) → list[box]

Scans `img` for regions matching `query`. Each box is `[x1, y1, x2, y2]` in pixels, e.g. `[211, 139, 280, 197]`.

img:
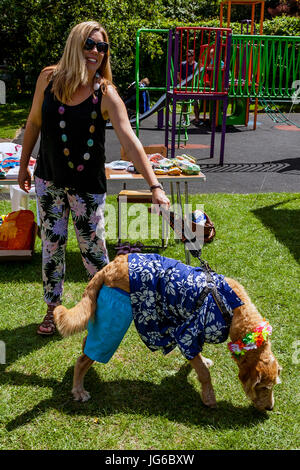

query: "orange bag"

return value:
[0, 210, 35, 250]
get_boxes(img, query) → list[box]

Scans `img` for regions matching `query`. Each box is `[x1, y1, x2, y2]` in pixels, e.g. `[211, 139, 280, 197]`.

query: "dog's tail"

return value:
[54, 268, 106, 337]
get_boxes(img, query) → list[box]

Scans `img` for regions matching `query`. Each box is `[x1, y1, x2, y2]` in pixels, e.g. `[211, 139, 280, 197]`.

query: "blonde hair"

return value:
[51, 21, 113, 103]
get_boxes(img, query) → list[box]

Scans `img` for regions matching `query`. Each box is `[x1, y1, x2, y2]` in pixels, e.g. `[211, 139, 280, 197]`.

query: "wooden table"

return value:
[0, 178, 19, 186]
[1, 168, 206, 187]
[0, 170, 206, 207]
[105, 167, 206, 204]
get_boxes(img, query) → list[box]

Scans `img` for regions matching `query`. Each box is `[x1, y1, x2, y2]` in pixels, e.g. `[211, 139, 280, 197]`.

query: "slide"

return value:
[106, 74, 197, 129]
[106, 93, 166, 129]
[217, 97, 248, 126]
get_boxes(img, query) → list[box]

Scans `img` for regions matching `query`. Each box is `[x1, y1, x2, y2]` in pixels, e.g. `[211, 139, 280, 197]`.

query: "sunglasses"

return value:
[84, 38, 109, 53]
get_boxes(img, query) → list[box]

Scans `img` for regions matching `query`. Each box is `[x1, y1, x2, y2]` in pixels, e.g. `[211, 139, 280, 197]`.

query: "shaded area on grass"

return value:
[252, 196, 300, 264]
[0, 242, 163, 283]
[2, 361, 268, 432]
[0, 323, 62, 367]
[0, 251, 95, 284]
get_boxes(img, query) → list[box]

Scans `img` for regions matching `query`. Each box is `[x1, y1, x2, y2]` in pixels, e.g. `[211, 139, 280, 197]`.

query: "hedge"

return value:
[0, 0, 299, 97]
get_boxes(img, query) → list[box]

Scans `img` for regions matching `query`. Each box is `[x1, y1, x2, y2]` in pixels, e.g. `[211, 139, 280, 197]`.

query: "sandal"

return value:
[116, 247, 131, 255]
[129, 242, 144, 253]
[37, 305, 57, 336]
[115, 241, 144, 255]
[115, 242, 131, 250]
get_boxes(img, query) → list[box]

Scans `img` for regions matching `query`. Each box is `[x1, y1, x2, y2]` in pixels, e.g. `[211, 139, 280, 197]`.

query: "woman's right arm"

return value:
[18, 67, 53, 192]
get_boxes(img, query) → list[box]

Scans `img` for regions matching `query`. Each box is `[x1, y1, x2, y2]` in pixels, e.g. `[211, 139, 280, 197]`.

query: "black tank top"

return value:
[34, 82, 107, 193]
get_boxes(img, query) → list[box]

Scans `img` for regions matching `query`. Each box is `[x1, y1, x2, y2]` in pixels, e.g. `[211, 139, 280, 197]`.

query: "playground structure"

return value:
[219, 0, 266, 129]
[228, 34, 300, 127]
[165, 26, 232, 163]
[134, 28, 169, 138]
[134, 26, 233, 164]
[132, 1, 300, 165]
[220, 0, 265, 34]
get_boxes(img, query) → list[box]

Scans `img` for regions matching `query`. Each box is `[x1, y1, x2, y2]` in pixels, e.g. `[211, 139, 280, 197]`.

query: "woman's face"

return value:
[83, 30, 106, 75]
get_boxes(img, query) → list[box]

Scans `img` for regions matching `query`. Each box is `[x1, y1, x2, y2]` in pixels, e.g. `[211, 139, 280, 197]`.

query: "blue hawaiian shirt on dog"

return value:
[128, 253, 244, 360]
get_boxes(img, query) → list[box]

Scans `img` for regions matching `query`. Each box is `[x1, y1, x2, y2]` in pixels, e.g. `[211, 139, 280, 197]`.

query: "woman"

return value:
[18, 21, 169, 336]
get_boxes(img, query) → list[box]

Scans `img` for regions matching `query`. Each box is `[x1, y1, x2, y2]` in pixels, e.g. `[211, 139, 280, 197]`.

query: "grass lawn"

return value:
[0, 192, 299, 450]
[0, 98, 31, 140]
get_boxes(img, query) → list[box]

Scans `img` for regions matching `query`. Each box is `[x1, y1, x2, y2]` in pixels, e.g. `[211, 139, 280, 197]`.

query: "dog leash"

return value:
[159, 206, 203, 259]
[159, 207, 232, 327]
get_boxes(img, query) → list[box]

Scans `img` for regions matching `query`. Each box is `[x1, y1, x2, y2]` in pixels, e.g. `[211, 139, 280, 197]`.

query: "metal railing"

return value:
[229, 34, 300, 100]
[135, 28, 169, 137]
[173, 26, 232, 95]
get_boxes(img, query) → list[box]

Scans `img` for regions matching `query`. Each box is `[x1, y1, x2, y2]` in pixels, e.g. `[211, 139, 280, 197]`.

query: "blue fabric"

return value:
[84, 285, 132, 363]
[141, 90, 150, 113]
[128, 253, 244, 360]
[179, 61, 198, 81]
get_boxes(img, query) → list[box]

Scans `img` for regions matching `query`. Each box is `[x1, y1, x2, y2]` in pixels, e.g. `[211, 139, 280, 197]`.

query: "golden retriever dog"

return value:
[54, 253, 281, 411]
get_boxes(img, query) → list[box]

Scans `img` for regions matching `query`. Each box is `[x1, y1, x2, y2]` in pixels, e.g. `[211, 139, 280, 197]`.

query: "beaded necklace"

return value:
[57, 77, 101, 173]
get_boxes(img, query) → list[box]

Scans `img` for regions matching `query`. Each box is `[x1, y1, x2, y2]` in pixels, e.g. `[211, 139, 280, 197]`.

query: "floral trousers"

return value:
[35, 176, 109, 306]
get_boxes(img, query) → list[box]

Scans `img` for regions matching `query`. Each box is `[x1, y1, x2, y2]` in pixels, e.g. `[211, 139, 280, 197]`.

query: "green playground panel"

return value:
[229, 34, 300, 100]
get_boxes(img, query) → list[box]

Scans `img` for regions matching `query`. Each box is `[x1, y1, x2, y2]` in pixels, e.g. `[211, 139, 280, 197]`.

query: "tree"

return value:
[1, 0, 299, 97]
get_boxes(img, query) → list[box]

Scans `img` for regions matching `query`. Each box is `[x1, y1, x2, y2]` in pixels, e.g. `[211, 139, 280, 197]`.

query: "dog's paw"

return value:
[201, 388, 217, 408]
[72, 387, 91, 402]
[201, 356, 214, 368]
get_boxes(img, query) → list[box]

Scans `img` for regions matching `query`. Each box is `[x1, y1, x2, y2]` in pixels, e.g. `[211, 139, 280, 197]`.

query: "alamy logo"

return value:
[0, 80, 6, 104]
[292, 340, 300, 365]
[292, 80, 300, 105]
[0, 341, 6, 364]
[104, 201, 205, 243]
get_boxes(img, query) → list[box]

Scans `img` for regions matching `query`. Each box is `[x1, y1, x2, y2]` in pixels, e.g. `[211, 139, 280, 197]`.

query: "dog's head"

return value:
[238, 343, 282, 411]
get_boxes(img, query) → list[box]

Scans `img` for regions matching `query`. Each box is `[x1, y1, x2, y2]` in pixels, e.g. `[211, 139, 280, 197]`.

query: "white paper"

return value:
[105, 160, 132, 170]
[109, 174, 134, 179]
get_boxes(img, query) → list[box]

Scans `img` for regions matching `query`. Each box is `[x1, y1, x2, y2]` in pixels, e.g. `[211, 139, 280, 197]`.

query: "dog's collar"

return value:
[228, 320, 272, 360]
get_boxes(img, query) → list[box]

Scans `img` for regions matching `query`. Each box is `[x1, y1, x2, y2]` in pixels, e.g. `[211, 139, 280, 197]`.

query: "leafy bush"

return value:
[263, 15, 300, 36]
[0, 0, 299, 96]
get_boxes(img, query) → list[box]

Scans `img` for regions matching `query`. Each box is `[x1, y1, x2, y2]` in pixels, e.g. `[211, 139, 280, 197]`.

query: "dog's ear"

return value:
[261, 353, 282, 385]
[239, 365, 262, 396]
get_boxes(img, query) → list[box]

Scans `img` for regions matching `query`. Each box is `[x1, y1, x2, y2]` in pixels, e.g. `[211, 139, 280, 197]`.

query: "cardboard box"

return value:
[120, 145, 167, 161]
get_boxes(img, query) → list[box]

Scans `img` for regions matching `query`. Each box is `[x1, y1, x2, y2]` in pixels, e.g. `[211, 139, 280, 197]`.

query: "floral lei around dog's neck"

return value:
[228, 320, 272, 360]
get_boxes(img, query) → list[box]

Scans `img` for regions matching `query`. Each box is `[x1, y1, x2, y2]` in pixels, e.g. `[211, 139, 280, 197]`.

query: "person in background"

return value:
[177, 50, 200, 126]
[123, 77, 150, 117]
[139, 77, 150, 114]
[18, 21, 169, 336]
